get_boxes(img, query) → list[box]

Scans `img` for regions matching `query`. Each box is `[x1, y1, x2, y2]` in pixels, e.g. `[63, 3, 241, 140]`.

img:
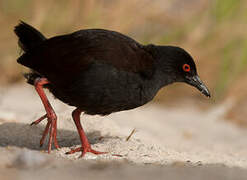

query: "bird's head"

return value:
[152, 45, 210, 97]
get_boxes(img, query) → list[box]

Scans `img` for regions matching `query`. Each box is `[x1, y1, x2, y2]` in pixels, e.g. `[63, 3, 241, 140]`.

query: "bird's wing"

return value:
[18, 29, 154, 84]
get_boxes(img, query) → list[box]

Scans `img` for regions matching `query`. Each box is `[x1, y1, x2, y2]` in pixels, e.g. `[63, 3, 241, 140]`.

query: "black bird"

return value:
[14, 21, 210, 157]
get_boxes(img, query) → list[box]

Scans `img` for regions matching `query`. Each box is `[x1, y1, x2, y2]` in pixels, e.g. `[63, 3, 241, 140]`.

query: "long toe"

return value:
[66, 146, 107, 158]
[30, 114, 47, 126]
[65, 147, 82, 154]
[37, 117, 60, 151]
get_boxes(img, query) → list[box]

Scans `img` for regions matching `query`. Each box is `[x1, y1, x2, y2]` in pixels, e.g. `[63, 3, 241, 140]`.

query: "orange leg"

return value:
[66, 108, 106, 157]
[30, 78, 60, 152]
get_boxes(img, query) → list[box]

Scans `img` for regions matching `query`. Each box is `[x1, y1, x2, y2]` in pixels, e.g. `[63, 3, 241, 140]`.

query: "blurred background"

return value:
[0, 0, 247, 126]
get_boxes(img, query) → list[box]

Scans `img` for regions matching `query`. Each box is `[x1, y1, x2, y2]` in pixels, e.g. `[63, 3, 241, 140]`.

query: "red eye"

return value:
[183, 64, 190, 72]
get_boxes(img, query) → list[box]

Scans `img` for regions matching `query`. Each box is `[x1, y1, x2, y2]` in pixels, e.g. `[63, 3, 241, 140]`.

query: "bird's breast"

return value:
[49, 63, 158, 115]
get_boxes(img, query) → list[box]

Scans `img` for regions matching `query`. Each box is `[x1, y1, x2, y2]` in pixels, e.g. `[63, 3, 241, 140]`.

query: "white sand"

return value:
[0, 84, 247, 179]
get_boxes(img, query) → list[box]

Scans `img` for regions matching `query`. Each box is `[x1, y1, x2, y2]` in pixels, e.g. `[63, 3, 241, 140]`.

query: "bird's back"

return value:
[18, 29, 154, 87]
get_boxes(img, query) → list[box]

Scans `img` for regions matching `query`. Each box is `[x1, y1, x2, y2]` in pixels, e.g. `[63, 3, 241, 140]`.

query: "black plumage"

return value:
[14, 21, 210, 156]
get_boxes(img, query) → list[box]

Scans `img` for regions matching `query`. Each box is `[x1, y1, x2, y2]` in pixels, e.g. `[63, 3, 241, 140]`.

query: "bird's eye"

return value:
[183, 64, 190, 72]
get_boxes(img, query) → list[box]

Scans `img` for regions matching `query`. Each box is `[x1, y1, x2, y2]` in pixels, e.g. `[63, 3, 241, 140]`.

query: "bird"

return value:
[14, 21, 210, 157]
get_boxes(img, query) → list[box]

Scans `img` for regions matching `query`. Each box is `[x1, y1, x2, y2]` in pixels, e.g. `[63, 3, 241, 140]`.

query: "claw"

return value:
[67, 108, 107, 157]
[66, 146, 107, 157]
[30, 114, 47, 126]
[33, 78, 60, 152]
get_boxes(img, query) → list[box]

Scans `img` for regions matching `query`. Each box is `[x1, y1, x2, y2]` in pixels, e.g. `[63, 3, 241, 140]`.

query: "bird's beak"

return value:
[185, 75, 211, 97]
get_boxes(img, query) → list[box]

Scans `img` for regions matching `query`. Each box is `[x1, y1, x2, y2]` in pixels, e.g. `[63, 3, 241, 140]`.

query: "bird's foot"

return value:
[31, 113, 60, 152]
[32, 77, 60, 153]
[65, 146, 107, 158]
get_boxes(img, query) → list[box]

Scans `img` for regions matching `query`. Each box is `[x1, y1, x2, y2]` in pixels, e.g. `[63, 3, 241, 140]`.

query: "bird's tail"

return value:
[14, 21, 46, 52]
[14, 21, 46, 85]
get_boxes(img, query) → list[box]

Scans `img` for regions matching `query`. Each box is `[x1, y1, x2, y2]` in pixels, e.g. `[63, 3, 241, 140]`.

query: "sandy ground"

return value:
[0, 84, 247, 179]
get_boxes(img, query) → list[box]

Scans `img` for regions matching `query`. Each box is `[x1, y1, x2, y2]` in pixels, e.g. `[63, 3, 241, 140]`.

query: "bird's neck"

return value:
[139, 69, 174, 105]
[144, 44, 177, 88]
[152, 69, 175, 88]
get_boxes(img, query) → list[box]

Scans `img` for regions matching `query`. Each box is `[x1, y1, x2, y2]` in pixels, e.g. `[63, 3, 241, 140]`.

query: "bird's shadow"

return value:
[0, 122, 115, 151]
